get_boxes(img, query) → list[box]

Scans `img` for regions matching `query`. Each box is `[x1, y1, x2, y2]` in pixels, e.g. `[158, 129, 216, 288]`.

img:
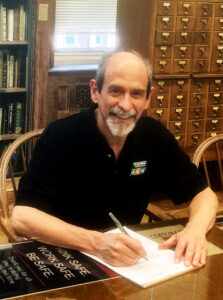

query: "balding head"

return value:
[95, 50, 152, 99]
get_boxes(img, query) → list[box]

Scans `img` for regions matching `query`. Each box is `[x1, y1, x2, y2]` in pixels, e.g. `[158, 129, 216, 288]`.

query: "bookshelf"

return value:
[0, 0, 35, 155]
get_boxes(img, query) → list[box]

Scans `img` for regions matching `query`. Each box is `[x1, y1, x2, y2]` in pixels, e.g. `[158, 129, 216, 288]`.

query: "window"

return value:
[54, 0, 118, 66]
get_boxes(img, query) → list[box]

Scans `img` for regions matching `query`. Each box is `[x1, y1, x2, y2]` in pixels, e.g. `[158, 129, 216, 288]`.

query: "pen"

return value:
[109, 212, 148, 261]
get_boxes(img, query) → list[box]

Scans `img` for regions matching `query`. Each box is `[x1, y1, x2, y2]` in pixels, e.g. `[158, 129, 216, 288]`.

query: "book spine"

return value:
[7, 102, 13, 133]
[2, 104, 8, 134]
[2, 51, 7, 88]
[19, 5, 25, 41]
[6, 52, 10, 88]
[0, 50, 3, 88]
[0, 105, 2, 134]
[13, 7, 20, 41]
[15, 102, 22, 133]
[7, 9, 14, 41]
[2, 6, 7, 41]
[14, 57, 18, 88]
[8, 54, 14, 88]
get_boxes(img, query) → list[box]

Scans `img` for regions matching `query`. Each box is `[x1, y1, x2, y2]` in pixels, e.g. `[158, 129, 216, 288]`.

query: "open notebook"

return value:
[83, 227, 201, 288]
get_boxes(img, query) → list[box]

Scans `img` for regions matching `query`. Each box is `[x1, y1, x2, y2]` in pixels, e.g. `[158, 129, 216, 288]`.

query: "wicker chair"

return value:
[145, 134, 223, 222]
[0, 129, 44, 242]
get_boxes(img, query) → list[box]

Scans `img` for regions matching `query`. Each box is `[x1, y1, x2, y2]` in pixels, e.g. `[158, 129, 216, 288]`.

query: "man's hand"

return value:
[158, 226, 208, 267]
[92, 232, 147, 267]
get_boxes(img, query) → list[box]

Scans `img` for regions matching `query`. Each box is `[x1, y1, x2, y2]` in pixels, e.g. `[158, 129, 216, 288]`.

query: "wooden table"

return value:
[1, 219, 223, 300]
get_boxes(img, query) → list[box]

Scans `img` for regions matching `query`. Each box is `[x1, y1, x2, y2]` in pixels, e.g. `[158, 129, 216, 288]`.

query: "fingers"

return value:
[96, 233, 147, 266]
[121, 234, 147, 259]
[158, 231, 208, 267]
[184, 240, 207, 267]
[158, 234, 178, 250]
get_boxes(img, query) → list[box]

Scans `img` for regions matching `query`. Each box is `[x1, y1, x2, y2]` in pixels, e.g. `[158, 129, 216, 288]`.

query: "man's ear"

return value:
[144, 86, 155, 109]
[90, 79, 99, 104]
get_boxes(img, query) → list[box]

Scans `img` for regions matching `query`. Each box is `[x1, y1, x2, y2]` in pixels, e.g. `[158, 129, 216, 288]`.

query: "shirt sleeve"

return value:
[15, 125, 62, 213]
[151, 122, 208, 204]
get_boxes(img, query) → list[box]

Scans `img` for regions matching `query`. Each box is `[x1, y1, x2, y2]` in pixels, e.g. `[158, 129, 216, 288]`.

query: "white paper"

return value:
[83, 227, 194, 287]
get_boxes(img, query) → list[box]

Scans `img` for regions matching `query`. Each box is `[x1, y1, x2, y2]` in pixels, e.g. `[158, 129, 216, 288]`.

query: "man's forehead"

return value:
[104, 53, 148, 83]
[106, 52, 146, 69]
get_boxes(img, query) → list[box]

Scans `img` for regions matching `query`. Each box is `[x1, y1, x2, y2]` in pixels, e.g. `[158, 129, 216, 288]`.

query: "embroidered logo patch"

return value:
[130, 161, 147, 176]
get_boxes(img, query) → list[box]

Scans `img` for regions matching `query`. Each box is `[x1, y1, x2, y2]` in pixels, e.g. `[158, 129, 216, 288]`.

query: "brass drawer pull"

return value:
[216, 59, 223, 70]
[178, 60, 186, 71]
[180, 46, 187, 57]
[181, 17, 189, 29]
[192, 134, 200, 145]
[212, 106, 219, 117]
[199, 46, 206, 56]
[210, 132, 217, 137]
[157, 81, 165, 91]
[211, 119, 218, 130]
[201, 4, 208, 16]
[200, 18, 208, 29]
[175, 108, 183, 120]
[195, 81, 202, 91]
[193, 121, 200, 132]
[214, 93, 221, 103]
[198, 60, 205, 69]
[181, 32, 188, 43]
[218, 32, 223, 43]
[177, 80, 185, 91]
[194, 94, 202, 104]
[174, 122, 182, 133]
[155, 109, 164, 119]
[200, 32, 207, 42]
[162, 17, 170, 29]
[183, 3, 191, 15]
[217, 46, 223, 57]
[163, 2, 171, 10]
[160, 46, 167, 58]
[156, 95, 164, 107]
[175, 135, 182, 142]
[162, 32, 170, 43]
[159, 60, 167, 72]
[176, 95, 183, 106]
[193, 108, 201, 119]
[214, 80, 222, 90]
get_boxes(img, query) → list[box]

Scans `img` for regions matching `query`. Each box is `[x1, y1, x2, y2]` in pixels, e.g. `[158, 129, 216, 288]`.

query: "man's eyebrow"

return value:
[108, 84, 124, 91]
[131, 88, 146, 93]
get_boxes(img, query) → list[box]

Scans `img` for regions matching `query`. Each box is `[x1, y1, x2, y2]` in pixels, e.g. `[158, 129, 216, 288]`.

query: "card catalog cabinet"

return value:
[147, 0, 223, 155]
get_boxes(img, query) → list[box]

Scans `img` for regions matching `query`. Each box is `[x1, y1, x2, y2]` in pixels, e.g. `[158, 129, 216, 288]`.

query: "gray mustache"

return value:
[109, 107, 137, 119]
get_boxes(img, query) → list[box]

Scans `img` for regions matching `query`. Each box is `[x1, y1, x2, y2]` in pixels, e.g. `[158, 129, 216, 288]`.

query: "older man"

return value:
[12, 50, 217, 267]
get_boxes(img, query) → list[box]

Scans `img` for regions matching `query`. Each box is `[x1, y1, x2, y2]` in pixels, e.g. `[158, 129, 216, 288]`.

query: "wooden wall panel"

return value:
[33, 0, 56, 129]
[116, 0, 156, 60]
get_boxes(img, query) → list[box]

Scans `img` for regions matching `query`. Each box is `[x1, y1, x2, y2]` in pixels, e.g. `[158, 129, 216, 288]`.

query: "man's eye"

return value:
[110, 88, 120, 95]
[132, 91, 144, 98]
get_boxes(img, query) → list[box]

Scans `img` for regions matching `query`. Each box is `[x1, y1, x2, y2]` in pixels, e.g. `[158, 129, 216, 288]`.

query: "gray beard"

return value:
[106, 117, 136, 137]
[106, 106, 137, 137]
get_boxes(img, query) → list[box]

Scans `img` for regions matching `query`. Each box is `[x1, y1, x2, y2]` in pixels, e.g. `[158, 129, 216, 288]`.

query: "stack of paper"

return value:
[83, 227, 199, 287]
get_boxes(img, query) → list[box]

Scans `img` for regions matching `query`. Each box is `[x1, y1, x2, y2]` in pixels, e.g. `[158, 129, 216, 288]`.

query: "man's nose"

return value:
[118, 93, 133, 111]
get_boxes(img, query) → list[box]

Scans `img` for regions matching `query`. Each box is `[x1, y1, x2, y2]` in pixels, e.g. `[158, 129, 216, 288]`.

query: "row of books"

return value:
[0, 49, 27, 88]
[0, 101, 24, 134]
[0, 2, 27, 41]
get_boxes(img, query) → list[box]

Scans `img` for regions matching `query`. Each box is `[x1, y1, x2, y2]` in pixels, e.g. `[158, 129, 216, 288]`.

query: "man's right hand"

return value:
[92, 232, 147, 266]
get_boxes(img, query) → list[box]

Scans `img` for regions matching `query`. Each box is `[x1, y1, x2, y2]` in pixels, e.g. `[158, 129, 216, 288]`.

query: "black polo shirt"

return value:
[16, 108, 207, 229]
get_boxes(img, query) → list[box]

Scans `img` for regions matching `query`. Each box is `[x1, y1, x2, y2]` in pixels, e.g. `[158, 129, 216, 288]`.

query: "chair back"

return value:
[192, 134, 223, 189]
[192, 134, 223, 220]
[0, 129, 44, 241]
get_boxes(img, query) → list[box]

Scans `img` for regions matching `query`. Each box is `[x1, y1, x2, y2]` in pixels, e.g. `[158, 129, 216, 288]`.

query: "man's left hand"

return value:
[158, 226, 208, 267]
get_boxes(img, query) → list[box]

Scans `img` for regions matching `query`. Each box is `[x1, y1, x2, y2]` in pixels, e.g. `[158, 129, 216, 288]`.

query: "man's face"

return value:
[91, 52, 151, 138]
